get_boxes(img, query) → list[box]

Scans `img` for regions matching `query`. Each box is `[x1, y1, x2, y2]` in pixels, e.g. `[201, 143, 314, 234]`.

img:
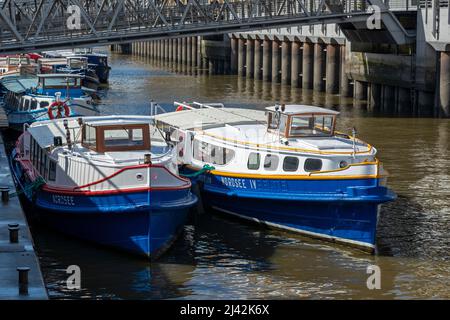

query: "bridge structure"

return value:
[0, 0, 417, 54]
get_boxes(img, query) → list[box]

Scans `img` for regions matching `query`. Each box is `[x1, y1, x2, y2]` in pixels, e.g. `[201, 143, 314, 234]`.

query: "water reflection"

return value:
[29, 50, 450, 300]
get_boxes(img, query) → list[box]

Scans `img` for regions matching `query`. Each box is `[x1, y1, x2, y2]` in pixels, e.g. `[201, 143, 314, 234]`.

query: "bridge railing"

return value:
[0, 0, 410, 53]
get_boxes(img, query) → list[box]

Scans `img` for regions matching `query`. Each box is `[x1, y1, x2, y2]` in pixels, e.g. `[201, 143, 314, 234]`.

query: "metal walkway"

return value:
[0, 0, 414, 54]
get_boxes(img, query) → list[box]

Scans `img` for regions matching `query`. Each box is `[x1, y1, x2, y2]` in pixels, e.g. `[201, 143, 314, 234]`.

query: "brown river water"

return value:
[29, 50, 450, 299]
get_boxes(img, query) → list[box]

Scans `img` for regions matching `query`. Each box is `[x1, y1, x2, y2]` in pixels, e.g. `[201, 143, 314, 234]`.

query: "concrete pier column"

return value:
[154, 41, 159, 58]
[181, 37, 187, 64]
[230, 37, 238, 74]
[272, 40, 281, 83]
[291, 41, 301, 88]
[302, 42, 313, 89]
[326, 44, 339, 94]
[246, 39, 255, 78]
[160, 40, 164, 60]
[354, 80, 368, 100]
[439, 51, 450, 117]
[254, 39, 262, 80]
[262, 39, 272, 82]
[313, 43, 325, 92]
[150, 41, 154, 58]
[238, 38, 246, 77]
[171, 39, 177, 62]
[417, 91, 434, 116]
[186, 37, 192, 66]
[191, 37, 197, 68]
[369, 83, 382, 112]
[382, 85, 395, 112]
[208, 59, 215, 75]
[340, 45, 351, 97]
[281, 40, 291, 85]
[177, 38, 183, 64]
[197, 37, 202, 71]
[165, 39, 170, 61]
[168, 39, 173, 62]
[397, 87, 412, 115]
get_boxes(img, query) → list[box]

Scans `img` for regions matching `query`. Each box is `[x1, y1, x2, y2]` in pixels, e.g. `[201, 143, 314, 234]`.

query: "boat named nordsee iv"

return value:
[10, 116, 197, 258]
[155, 103, 397, 253]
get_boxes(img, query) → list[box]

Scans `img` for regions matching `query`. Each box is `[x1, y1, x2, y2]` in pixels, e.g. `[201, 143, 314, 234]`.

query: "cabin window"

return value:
[267, 112, 279, 129]
[83, 124, 97, 149]
[48, 159, 57, 181]
[104, 128, 144, 148]
[23, 99, 30, 111]
[304, 158, 323, 172]
[39, 101, 49, 109]
[30, 99, 38, 110]
[283, 157, 299, 172]
[264, 154, 279, 171]
[193, 141, 234, 165]
[247, 153, 260, 170]
[289, 115, 335, 137]
[279, 115, 288, 135]
[33, 140, 38, 167]
[82, 124, 150, 153]
[43, 77, 80, 88]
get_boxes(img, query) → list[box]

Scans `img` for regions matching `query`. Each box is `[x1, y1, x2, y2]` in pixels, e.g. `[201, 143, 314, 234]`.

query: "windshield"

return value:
[289, 115, 335, 137]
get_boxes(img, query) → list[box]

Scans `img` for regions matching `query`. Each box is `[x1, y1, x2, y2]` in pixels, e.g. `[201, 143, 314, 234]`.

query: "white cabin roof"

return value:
[265, 105, 340, 115]
[154, 107, 266, 130]
[37, 73, 84, 79]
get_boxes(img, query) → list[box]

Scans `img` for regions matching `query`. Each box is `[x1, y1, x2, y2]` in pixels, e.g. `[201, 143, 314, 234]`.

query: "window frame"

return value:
[282, 156, 299, 172]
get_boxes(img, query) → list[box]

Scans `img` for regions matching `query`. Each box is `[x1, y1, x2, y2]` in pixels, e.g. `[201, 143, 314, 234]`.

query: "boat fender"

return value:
[176, 105, 184, 111]
[48, 101, 70, 119]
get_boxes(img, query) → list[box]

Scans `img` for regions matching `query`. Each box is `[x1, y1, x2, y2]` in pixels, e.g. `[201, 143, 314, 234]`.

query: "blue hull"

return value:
[11, 158, 197, 259]
[186, 170, 396, 252]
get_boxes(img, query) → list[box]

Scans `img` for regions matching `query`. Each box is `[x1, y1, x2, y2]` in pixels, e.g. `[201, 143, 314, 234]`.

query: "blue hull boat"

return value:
[188, 172, 395, 252]
[10, 115, 197, 259]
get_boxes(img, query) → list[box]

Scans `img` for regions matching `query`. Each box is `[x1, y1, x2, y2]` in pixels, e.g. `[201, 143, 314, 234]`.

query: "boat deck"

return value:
[154, 107, 266, 130]
[0, 133, 48, 299]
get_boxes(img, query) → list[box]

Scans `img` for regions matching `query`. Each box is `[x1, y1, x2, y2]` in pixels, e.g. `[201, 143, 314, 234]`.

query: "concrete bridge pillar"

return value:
[161, 40, 165, 61]
[291, 41, 301, 88]
[313, 43, 325, 92]
[186, 37, 192, 65]
[254, 39, 262, 80]
[262, 39, 272, 82]
[369, 83, 382, 112]
[191, 37, 197, 68]
[238, 38, 246, 77]
[281, 40, 291, 85]
[340, 45, 351, 97]
[354, 81, 368, 101]
[302, 42, 313, 90]
[197, 37, 202, 70]
[182, 37, 187, 65]
[150, 41, 154, 58]
[326, 44, 339, 94]
[177, 38, 182, 64]
[417, 91, 434, 116]
[397, 87, 412, 115]
[168, 39, 173, 62]
[155, 41, 159, 59]
[171, 39, 177, 62]
[382, 85, 395, 113]
[209, 59, 215, 75]
[246, 39, 255, 78]
[439, 51, 450, 117]
[230, 37, 238, 74]
[272, 40, 281, 83]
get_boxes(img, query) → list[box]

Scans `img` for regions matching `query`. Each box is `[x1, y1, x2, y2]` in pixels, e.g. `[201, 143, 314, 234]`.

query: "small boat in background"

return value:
[10, 116, 197, 258]
[154, 102, 397, 253]
[43, 48, 110, 83]
[38, 56, 100, 91]
[0, 55, 37, 77]
[1, 73, 97, 129]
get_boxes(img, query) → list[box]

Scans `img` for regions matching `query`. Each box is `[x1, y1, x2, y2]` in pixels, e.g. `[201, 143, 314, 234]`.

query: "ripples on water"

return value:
[30, 51, 450, 300]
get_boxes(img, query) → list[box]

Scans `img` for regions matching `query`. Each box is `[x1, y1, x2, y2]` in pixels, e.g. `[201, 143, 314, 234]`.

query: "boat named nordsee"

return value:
[154, 102, 396, 253]
[10, 116, 197, 258]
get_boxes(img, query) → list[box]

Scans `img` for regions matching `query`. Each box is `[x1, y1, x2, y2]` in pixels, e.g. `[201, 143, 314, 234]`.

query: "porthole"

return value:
[304, 158, 323, 172]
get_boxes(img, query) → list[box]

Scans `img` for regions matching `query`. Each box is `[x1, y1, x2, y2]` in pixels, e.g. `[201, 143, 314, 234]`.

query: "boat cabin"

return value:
[35, 74, 84, 96]
[266, 105, 339, 138]
[81, 122, 150, 153]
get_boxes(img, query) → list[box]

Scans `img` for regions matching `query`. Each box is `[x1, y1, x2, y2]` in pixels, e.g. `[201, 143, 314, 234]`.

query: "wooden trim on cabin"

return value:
[82, 123, 150, 153]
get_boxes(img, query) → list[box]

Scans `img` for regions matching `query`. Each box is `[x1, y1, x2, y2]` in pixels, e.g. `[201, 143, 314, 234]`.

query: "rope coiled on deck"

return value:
[179, 164, 215, 178]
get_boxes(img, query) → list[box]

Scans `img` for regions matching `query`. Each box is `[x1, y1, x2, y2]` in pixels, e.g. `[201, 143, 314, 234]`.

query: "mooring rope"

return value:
[9, 176, 46, 198]
[179, 164, 215, 178]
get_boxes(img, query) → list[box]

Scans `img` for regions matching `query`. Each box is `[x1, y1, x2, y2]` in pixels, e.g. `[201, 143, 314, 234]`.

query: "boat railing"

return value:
[173, 101, 225, 110]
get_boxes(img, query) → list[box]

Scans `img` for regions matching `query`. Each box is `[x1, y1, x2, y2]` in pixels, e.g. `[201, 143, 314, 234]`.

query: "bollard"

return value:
[1, 186, 10, 203]
[8, 223, 20, 243]
[17, 267, 30, 295]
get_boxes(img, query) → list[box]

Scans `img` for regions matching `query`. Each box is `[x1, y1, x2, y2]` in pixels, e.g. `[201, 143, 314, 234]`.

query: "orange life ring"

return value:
[48, 101, 70, 120]
[175, 105, 184, 111]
